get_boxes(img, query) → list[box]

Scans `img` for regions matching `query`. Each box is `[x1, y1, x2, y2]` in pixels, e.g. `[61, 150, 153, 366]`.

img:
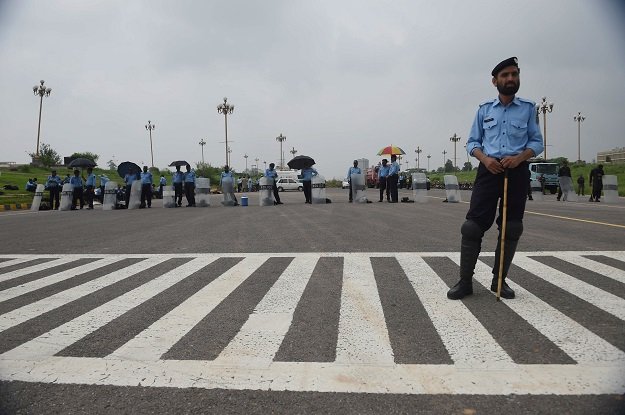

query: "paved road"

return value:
[1, 188, 624, 414]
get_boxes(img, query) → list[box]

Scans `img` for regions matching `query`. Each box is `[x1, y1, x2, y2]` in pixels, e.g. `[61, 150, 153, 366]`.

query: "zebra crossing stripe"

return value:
[0, 257, 169, 333]
[469, 258, 625, 365]
[0, 257, 81, 283]
[0, 257, 52, 269]
[557, 254, 625, 284]
[514, 255, 625, 320]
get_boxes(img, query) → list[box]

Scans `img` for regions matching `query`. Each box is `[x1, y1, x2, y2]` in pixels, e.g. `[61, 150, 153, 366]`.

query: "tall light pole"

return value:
[276, 133, 287, 169]
[255, 158, 259, 174]
[32, 80, 52, 159]
[442, 150, 447, 170]
[427, 154, 431, 172]
[145, 121, 155, 168]
[574, 112, 586, 162]
[450, 133, 461, 172]
[415, 146, 422, 170]
[290, 146, 297, 160]
[244, 154, 248, 173]
[199, 139, 206, 164]
[536, 97, 554, 160]
[217, 97, 234, 166]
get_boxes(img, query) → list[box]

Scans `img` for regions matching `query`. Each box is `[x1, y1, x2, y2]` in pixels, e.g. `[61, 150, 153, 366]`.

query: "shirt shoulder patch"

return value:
[517, 97, 536, 106]
[479, 99, 495, 107]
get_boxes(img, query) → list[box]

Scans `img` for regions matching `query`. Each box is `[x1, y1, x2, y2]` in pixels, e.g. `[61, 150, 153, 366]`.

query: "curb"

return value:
[0, 203, 32, 211]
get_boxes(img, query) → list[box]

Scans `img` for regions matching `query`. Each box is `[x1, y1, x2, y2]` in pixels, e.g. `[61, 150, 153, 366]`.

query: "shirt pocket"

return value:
[510, 119, 528, 140]
[482, 118, 498, 140]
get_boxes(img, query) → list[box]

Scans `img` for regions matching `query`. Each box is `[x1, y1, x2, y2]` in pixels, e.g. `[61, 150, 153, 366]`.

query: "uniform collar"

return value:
[493, 96, 520, 107]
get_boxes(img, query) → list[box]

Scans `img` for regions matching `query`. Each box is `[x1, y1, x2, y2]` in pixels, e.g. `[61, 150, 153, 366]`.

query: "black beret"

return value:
[491, 57, 518, 77]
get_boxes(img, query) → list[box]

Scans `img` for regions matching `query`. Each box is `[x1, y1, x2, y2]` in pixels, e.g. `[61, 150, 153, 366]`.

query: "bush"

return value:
[18, 165, 31, 173]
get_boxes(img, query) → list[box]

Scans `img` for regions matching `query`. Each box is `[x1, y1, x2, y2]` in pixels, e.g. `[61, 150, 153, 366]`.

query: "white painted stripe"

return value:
[469, 259, 625, 364]
[0, 257, 121, 302]
[396, 253, 514, 368]
[0, 257, 216, 360]
[0, 257, 80, 283]
[213, 255, 318, 367]
[0, 357, 624, 395]
[513, 255, 625, 320]
[602, 251, 625, 263]
[109, 256, 267, 361]
[0, 258, 169, 332]
[554, 252, 625, 284]
[0, 257, 50, 269]
[335, 254, 394, 365]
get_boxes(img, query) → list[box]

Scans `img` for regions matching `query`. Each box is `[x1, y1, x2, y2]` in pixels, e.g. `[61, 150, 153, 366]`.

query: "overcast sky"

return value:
[1, 0, 624, 179]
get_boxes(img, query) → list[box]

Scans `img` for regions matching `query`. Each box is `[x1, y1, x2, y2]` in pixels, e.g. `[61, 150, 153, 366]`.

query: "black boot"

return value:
[490, 235, 520, 299]
[447, 236, 482, 300]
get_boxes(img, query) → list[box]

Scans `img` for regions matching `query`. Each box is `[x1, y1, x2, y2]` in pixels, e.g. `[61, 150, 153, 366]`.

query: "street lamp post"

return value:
[217, 97, 234, 166]
[255, 158, 259, 174]
[574, 112, 585, 162]
[290, 146, 297, 160]
[415, 146, 422, 170]
[32, 80, 52, 159]
[427, 154, 431, 172]
[145, 121, 155, 168]
[244, 154, 248, 173]
[199, 139, 206, 164]
[276, 133, 287, 169]
[450, 133, 461, 172]
[536, 97, 554, 160]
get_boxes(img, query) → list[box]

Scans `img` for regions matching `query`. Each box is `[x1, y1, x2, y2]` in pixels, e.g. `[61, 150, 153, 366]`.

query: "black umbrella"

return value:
[117, 161, 141, 178]
[287, 155, 315, 170]
[68, 158, 97, 168]
[169, 160, 190, 168]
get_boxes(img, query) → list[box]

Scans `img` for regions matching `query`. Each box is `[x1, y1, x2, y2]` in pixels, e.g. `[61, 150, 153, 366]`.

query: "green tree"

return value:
[107, 160, 117, 171]
[70, 152, 99, 163]
[444, 159, 454, 173]
[28, 143, 62, 167]
[462, 161, 473, 172]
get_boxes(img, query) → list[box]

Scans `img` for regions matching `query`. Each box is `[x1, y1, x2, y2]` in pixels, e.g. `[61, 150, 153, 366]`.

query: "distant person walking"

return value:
[347, 160, 362, 203]
[577, 174, 585, 196]
[265, 163, 282, 205]
[378, 159, 390, 202]
[172, 166, 185, 207]
[556, 160, 571, 201]
[46, 170, 62, 210]
[184, 164, 196, 207]
[140, 166, 153, 208]
[300, 166, 318, 204]
[589, 164, 605, 202]
[387, 155, 400, 203]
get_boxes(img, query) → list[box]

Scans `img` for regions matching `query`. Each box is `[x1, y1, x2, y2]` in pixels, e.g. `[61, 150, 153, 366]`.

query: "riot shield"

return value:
[559, 176, 577, 202]
[221, 177, 236, 206]
[444, 175, 461, 203]
[162, 186, 176, 208]
[351, 173, 367, 203]
[59, 183, 73, 211]
[103, 181, 118, 210]
[412, 173, 428, 203]
[128, 180, 142, 209]
[259, 177, 274, 206]
[603, 175, 619, 203]
[30, 184, 45, 211]
[312, 175, 326, 204]
[530, 180, 543, 201]
[196, 178, 211, 207]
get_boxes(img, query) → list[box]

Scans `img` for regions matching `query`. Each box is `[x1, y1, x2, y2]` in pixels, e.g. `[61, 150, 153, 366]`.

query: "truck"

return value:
[528, 162, 559, 194]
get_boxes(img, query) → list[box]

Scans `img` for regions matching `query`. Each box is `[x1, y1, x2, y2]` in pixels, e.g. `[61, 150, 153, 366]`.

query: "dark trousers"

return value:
[174, 183, 183, 206]
[159, 184, 164, 198]
[72, 187, 84, 209]
[49, 187, 60, 210]
[466, 162, 529, 231]
[272, 184, 281, 203]
[378, 178, 388, 201]
[125, 185, 132, 208]
[388, 174, 399, 202]
[303, 180, 312, 203]
[577, 184, 584, 196]
[140, 183, 152, 207]
[85, 185, 94, 208]
[591, 184, 602, 201]
[184, 182, 195, 206]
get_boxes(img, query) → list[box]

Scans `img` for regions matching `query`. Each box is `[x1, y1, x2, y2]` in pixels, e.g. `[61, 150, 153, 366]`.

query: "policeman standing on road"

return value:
[347, 160, 361, 203]
[46, 169, 62, 210]
[265, 163, 282, 205]
[447, 57, 544, 301]
[589, 164, 605, 202]
[300, 165, 318, 204]
[172, 166, 185, 207]
[99, 174, 109, 203]
[220, 165, 239, 206]
[140, 166, 153, 208]
[184, 164, 196, 207]
[159, 174, 167, 198]
[378, 159, 390, 202]
[70, 169, 85, 210]
[556, 160, 571, 201]
[387, 155, 400, 203]
[85, 167, 97, 210]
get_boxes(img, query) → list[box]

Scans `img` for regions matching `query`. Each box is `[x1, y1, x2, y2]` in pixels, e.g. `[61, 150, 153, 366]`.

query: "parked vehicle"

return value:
[528, 162, 559, 193]
[341, 179, 349, 189]
[276, 178, 303, 192]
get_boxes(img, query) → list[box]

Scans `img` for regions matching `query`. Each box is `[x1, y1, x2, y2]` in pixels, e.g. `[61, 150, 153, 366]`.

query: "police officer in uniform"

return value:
[159, 175, 167, 198]
[172, 166, 185, 207]
[447, 57, 544, 300]
[378, 159, 390, 202]
[347, 160, 361, 202]
[265, 163, 282, 205]
[46, 169, 62, 210]
[123, 168, 138, 209]
[184, 164, 196, 207]
[85, 167, 97, 209]
[70, 169, 85, 210]
[140, 166, 153, 208]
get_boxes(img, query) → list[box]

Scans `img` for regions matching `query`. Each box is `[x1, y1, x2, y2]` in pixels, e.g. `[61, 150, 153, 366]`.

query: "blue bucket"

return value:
[241, 196, 248, 206]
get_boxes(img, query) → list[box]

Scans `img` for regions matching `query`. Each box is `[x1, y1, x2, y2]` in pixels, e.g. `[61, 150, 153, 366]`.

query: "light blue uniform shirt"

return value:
[100, 176, 109, 187]
[159, 176, 167, 186]
[388, 162, 400, 176]
[347, 166, 361, 179]
[124, 173, 136, 186]
[141, 171, 153, 185]
[184, 170, 196, 183]
[86, 173, 96, 187]
[300, 167, 318, 181]
[220, 171, 234, 186]
[47, 175, 62, 188]
[466, 96, 544, 159]
[265, 169, 278, 180]
[172, 171, 185, 184]
[378, 165, 390, 178]
[69, 176, 83, 188]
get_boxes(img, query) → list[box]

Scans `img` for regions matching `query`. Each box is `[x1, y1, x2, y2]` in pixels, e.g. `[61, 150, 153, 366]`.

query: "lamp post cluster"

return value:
[536, 97, 554, 160]
[198, 139, 206, 164]
[574, 112, 585, 162]
[415, 146, 422, 170]
[32, 80, 52, 159]
[145, 121, 156, 168]
[276, 133, 287, 169]
[217, 97, 235, 166]
[449, 133, 461, 172]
